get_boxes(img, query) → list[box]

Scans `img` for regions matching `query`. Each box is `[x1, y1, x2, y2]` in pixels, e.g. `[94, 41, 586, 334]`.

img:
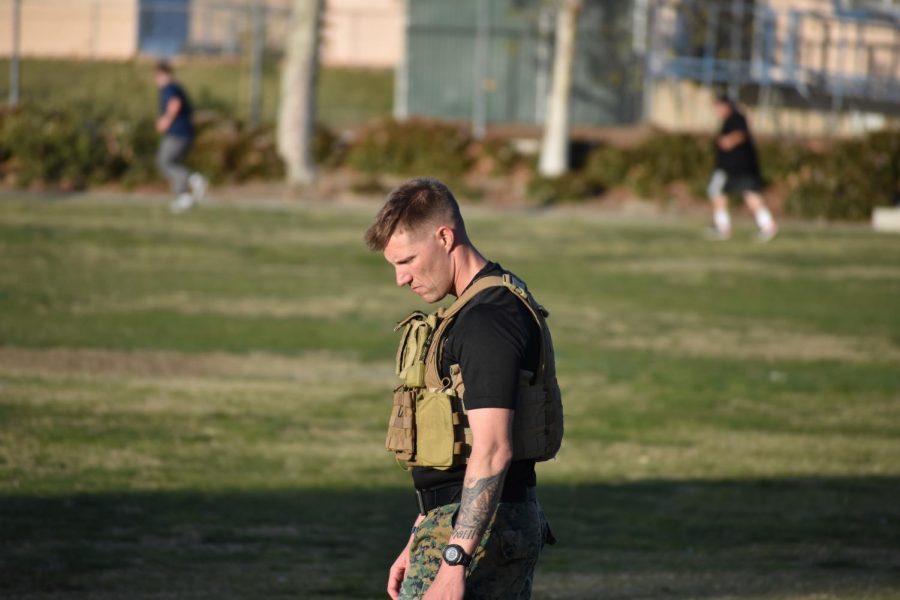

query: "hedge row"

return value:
[1, 104, 897, 220]
[527, 130, 899, 220]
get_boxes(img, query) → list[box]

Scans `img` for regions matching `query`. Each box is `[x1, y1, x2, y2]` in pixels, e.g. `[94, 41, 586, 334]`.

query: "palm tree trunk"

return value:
[538, 0, 580, 177]
[277, 0, 324, 186]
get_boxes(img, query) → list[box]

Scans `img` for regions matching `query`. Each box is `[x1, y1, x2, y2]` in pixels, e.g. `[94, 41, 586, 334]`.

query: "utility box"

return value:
[872, 207, 900, 233]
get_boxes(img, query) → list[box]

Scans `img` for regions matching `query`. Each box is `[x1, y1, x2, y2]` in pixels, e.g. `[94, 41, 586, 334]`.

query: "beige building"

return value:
[0, 0, 404, 67]
[0, 0, 140, 58]
[321, 0, 403, 67]
[646, 0, 900, 136]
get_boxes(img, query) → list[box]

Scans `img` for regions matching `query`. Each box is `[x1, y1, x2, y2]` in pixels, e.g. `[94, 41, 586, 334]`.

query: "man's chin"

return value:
[415, 290, 445, 304]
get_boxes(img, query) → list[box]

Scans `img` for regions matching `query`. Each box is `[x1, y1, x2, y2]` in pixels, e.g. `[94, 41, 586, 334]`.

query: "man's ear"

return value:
[435, 226, 455, 253]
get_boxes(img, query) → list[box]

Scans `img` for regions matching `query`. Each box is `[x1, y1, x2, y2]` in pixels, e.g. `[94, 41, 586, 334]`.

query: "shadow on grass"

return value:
[2, 477, 899, 599]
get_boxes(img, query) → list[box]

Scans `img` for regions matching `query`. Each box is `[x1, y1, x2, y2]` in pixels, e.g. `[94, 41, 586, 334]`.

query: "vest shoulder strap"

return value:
[436, 275, 506, 321]
[424, 273, 551, 389]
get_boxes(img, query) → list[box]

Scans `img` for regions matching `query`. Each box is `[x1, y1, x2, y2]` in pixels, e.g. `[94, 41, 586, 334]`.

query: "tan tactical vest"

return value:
[386, 273, 563, 470]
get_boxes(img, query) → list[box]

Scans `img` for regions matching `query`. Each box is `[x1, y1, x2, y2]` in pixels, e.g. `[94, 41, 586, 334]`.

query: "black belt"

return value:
[415, 483, 537, 515]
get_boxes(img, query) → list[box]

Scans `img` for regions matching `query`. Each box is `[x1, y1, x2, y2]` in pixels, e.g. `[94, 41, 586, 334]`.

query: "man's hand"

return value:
[422, 564, 465, 600]
[718, 130, 746, 151]
[387, 545, 410, 600]
[156, 96, 182, 134]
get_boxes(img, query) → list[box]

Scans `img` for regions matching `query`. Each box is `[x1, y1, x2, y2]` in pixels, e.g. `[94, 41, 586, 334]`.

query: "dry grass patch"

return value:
[70, 291, 404, 320]
[0, 346, 392, 383]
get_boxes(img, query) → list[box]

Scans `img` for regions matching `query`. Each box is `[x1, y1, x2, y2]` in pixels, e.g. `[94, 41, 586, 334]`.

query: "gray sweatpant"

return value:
[156, 135, 193, 195]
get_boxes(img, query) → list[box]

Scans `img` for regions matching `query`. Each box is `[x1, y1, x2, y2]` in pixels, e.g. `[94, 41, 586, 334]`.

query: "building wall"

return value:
[0, 0, 139, 59]
[320, 0, 403, 67]
[647, 78, 895, 137]
[0, 0, 404, 67]
[760, 0, 899, 82]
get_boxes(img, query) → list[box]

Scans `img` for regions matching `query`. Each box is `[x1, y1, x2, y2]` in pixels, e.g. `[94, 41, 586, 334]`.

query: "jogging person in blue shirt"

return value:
[154, 61, 207, 214]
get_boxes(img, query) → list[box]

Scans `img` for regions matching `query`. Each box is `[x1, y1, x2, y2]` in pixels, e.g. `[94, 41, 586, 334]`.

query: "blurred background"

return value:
[0, 0, 898, 218]
[1, 2, 899, 599]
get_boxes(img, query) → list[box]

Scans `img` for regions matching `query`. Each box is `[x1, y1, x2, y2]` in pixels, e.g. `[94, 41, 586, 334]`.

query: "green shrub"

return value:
[785, 129, 900, 221]
[188, 120, 285, 184]
[582, 145, 629, 190]
[0, 105, 303, 189]
[346, 119, 472, 177]
[581, 133, 712, 200]
[477, 138, 524, 175]
[0, 104, 108, 189]
[757, 139, 816, 182]
[527, 173, 593, 205]
[626, 133, 712, 198]
[312, 125, 344, 168]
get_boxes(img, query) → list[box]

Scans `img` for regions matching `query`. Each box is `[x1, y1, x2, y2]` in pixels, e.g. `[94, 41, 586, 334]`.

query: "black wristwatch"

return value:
[442, 544, 473, 567]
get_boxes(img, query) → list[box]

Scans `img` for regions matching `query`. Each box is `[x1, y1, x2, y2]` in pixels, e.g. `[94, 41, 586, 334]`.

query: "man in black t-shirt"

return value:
[365, 179, 554, 599]
[706, 95, 778, 242]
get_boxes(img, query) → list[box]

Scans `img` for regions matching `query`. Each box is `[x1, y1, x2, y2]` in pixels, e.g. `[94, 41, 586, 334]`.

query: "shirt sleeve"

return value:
[451, 303, 529, 411]
[159, 86, 173, 116]
[725, 113, 748, 135]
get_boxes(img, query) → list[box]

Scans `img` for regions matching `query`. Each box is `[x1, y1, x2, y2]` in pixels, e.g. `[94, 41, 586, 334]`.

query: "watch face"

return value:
[444, 546, 461, 563]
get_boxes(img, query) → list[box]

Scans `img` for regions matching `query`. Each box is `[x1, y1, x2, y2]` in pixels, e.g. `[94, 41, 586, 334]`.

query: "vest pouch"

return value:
[512, 380, 549, 460]
[395, 312, 435, 388]
[414, 390, 455, 469]
[386, 387, 416, 462]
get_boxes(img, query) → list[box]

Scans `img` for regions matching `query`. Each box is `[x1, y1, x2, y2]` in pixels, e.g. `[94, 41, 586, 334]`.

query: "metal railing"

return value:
[646, 0, 900, 107]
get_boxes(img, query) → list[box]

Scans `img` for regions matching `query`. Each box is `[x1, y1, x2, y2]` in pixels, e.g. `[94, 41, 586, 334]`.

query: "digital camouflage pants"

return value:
[398, 499, 550, 600]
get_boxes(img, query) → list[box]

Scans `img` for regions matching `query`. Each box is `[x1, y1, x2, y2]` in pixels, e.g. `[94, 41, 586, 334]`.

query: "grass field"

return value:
[0, 59, 394, 128]
[1, 195, 899, 599]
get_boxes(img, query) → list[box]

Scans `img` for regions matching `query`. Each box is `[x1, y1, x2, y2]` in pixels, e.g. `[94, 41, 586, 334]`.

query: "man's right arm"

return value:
[718, 130, 746, 150]
[156, 95, 182, 133]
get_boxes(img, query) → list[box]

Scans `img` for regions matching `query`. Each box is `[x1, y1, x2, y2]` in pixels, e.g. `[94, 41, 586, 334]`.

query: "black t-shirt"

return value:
[410, 262, 541, 492]
[158, 82, 194, 138]
[715, 110, 760, 177]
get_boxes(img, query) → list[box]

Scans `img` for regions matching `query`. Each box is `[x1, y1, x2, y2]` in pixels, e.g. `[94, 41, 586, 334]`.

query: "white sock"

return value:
[714, 208, 731, 233]
[755, 208, 774, 232]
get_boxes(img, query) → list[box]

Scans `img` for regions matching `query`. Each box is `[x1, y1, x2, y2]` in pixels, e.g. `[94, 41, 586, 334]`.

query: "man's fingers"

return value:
[387, 565, 404, 599]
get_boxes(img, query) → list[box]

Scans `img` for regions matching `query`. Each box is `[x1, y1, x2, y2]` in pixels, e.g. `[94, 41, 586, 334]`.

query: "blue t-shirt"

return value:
[158, 82, 194, 138]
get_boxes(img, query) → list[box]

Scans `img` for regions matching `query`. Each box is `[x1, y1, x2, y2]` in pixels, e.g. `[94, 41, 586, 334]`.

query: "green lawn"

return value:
[1, 196, 899, 599]
[0, 59, 394, 128]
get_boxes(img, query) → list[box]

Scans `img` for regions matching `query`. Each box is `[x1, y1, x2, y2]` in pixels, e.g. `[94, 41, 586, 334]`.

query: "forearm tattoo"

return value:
[452, 471, 506, 541]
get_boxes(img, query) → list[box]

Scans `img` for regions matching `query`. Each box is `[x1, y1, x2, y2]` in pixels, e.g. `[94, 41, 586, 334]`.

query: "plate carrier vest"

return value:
[386, 273, 563, 470]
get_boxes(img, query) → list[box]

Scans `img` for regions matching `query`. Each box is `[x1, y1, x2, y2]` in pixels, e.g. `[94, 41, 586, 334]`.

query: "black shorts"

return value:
[707, 169, 764, 198]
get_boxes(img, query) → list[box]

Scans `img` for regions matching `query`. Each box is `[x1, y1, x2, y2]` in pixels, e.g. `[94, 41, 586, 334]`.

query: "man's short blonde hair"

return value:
[364, 178, 465, 251]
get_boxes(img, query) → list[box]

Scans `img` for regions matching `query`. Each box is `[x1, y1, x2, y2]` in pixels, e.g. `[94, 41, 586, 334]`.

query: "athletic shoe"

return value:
[188, 173, 209, 204]
[169, 193, 195, 214]
[757, 227, 778, 243]
[704, 226, 731, 241]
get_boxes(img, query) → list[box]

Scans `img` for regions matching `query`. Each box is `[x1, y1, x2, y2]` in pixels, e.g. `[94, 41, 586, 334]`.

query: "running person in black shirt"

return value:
[706, 95, 778, 241]
[366, 178, 557, 600]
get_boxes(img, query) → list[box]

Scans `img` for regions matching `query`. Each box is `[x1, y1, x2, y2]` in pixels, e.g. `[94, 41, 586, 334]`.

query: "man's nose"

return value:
[395, 269, 412, 288]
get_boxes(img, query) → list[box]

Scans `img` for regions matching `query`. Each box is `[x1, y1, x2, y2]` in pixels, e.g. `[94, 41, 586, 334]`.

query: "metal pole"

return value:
[728, 0, 742, 98]
[534, 5, 553, 125]
[703, 2, 719, 89]
[90, 1, 100, 59]
[9, 0, 22, 106]
[641, 0, 655, 122]
[393, 0, 409, 120]
[248, 0, 266, 127]
[472, 0, 489, 139]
